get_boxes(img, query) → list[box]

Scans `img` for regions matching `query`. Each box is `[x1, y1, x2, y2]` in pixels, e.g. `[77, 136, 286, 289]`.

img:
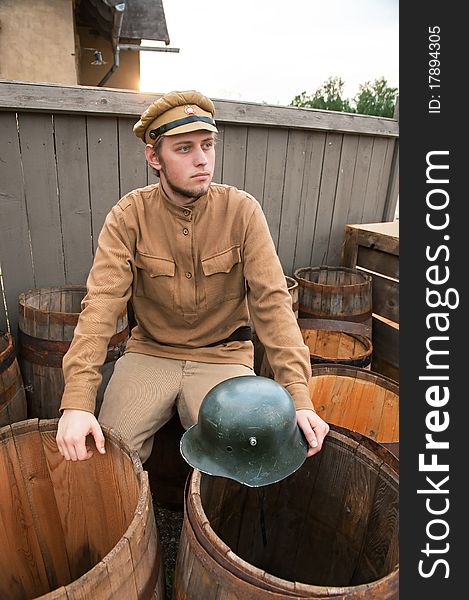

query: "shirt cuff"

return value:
[284, 382, 314, 411]
[60, 384, 97, 414]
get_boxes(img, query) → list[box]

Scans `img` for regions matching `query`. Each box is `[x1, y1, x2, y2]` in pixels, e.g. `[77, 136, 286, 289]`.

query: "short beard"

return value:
[159, 157, 211, 201]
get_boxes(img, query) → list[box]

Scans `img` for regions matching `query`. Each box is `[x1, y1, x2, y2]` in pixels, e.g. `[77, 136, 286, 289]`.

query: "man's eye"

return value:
[178, 146, 190, 152]
[203, 142, 213, 149]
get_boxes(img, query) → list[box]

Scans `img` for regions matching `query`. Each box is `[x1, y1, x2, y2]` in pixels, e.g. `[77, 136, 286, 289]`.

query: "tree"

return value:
[354, 77, 398, 117]
[290, 76, 398, 117]
[290, 77, 354, 113]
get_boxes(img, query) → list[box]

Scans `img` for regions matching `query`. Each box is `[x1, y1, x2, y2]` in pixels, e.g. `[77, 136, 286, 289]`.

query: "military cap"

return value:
[133, 90, 218, 144]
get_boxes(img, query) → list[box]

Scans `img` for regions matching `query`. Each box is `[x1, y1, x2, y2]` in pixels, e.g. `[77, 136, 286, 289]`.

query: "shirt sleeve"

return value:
[243, 203, 314, 411]
[60, 206, 134, 413]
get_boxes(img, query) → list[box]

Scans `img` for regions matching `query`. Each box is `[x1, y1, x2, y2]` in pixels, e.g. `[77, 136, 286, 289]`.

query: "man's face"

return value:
[146, 130, 216, 205]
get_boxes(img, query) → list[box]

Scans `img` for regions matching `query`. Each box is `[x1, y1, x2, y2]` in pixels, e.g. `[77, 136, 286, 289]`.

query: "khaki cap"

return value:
[133, 90, 218, 144]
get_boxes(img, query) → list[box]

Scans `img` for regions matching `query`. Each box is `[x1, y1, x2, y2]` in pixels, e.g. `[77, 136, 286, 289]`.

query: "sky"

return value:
[139, 0, 399, 107]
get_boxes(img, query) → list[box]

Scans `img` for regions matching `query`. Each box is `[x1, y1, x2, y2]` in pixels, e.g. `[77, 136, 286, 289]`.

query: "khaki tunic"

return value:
[61, 183, 313, 413]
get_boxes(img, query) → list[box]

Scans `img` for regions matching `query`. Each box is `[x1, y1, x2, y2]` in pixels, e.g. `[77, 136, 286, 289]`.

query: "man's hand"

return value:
[296, 409, 330, 457]
[56, 409, 106, 461]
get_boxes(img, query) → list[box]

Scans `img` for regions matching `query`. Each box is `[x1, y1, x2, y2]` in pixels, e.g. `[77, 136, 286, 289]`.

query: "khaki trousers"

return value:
[98, 352, 254, 463]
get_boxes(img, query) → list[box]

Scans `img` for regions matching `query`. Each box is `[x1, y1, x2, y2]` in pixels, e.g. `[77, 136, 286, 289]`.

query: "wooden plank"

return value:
[346, 135, 374, 225]
[353, 468, 399, 585]
[212, 123, 225, 184]
[357, 224, 400, 256]
[339, 376, 368, 432]
[379, 389, 399, 444]
[372, 314, 399, 379]
[297, 442, 354, 584]
[356, 246, 399, 279]
[102, 537, 139, 600]
[262, 128, 289, 249]
[293, 131, 326, 271]
[0, 81, 400, 138]
[332, 448, 379, 584]
[361, 137, 391, 223]
[0, 275, 6, 334]
[368, 272, 399, 323]
[310, 132, 342, 266]
[383, 142, 400, 221]
[41, 428, 93, 581]
[373, 138, 397, 223]
[323, 374, 358, 427]
[86, 116, 120, 252]
[0, 112, 35, 335]
[125, 476, 162, 599]
[279, 453, 321, 585]
[72, 440, 129, 564]
[341, 226, 359, 269]
[244, 127, 268, 206]
[63, 560, 113, 599]
[0, 427, 50, 598]
[353, 220, 399, 240]
[276, 130, 309, 274]
[117, 117, 148, 197]
[326, 135, 360, 265]
[17, 112, 65, 287]
[54, 114, 94, 285]
[221, 125, 247, 190]
[11, 421, 71, 590]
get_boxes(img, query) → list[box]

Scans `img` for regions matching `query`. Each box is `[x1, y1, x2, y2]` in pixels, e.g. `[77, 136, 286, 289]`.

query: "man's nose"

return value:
[193, 146, 208, 165]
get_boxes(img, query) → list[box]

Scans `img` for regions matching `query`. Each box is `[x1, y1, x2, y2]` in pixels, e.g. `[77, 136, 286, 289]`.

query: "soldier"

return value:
[56, 90, 329, 463]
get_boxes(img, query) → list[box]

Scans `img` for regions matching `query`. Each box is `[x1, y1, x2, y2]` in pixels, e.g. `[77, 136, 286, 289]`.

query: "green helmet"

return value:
[180, 375, 308, 487]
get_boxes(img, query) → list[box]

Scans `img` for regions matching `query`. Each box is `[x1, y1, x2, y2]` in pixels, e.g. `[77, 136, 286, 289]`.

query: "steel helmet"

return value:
[180, 375, 308, 487]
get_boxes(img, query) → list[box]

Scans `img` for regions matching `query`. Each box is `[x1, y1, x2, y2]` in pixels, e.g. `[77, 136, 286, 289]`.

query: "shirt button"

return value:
[183, 228, 189, 235]
[185, 272, 192, 279]
[184, 210, 191, 217]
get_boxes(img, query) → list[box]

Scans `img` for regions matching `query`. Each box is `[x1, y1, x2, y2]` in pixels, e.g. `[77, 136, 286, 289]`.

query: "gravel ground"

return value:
[153, 502, 184, 599]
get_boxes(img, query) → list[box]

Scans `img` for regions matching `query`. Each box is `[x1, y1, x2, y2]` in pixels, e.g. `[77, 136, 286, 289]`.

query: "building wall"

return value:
[0, 0, 77, 84]
[77, 28, 140, 90]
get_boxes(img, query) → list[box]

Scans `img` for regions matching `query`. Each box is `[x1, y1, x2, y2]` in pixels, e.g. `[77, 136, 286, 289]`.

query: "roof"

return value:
[76, 0, 170, 44]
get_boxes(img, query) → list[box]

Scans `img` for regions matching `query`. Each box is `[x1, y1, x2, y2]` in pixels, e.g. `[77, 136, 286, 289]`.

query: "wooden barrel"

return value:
[18, 286, 128, 418]
[174, 425, 399, 598]
[145, 412, 192, 511]
[0, 418, 165, 600]
[294, 266, 372, 324]
[299, 318, 372, 369]
[0, 331, 27, 426]
[310, 363, 399, 457]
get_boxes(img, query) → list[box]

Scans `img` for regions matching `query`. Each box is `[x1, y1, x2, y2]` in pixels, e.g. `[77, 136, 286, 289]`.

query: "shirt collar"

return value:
[158, 183, 210, 217]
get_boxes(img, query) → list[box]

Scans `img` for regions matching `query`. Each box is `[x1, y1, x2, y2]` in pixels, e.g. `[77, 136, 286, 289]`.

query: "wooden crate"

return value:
[342, 221, 399, 381]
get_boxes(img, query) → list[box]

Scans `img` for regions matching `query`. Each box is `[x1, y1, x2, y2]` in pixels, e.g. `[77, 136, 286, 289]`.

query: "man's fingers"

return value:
[296, 409, 330, 457]
[73, 436, 90, 461]
[91, 423, 106, 454]
[303, 426, 318, 448]
[57, 439, 71, 461]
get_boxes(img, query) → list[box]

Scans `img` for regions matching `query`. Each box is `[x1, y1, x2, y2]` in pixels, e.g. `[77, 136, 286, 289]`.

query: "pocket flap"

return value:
[201, 246, 241, 276]
[135, 252, 175, 277]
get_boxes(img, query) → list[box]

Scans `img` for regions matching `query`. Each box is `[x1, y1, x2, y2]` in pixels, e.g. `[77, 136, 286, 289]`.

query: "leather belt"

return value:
[205, 325, 252, 347]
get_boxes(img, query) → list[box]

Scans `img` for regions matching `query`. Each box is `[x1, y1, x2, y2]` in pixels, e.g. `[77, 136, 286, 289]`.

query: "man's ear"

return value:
[145, 144, 162, 171]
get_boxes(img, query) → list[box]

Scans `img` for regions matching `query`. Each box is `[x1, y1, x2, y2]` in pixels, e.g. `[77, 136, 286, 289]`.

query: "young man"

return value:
[56, 90, 329, 462]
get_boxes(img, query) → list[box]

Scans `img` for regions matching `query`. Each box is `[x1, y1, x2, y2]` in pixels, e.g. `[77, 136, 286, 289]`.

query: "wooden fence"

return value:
[0, 80, 399, 336]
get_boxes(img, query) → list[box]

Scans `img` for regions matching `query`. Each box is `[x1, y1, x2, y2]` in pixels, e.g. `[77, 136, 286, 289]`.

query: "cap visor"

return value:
[180, 426, 308, 488]
[163, 121, 218, 136]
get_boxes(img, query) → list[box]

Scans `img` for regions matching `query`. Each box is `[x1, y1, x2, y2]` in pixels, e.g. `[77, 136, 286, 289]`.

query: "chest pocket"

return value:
[201, 245, 244, 309]
[135, 251, 175, 309]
